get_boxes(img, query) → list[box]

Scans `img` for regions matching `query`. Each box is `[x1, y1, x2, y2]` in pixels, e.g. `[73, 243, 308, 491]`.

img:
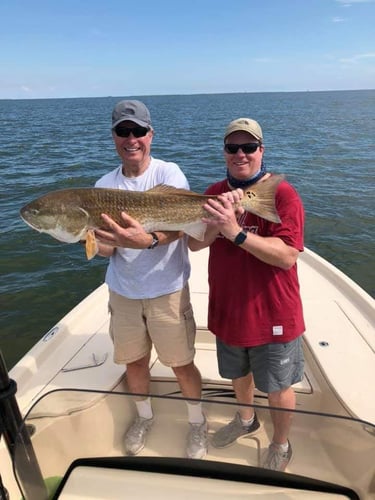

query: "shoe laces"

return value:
[130, 417, 151, 437]
[189, 422, 206, 443]
[268, 443, 288, 468]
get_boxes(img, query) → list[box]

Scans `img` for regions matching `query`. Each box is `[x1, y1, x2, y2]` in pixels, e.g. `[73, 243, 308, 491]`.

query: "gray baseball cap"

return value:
[112, 100, 152, 129]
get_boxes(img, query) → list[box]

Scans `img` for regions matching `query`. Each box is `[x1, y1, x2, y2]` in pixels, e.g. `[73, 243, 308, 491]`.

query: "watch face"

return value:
[234, 231, 247, 245]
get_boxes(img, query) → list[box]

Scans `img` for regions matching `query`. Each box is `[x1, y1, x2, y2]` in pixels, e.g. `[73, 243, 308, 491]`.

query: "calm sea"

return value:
[1, 90, 374, 369]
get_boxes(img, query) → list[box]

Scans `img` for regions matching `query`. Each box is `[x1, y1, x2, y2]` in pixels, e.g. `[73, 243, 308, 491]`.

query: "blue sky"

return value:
[1, 0, 374, 99]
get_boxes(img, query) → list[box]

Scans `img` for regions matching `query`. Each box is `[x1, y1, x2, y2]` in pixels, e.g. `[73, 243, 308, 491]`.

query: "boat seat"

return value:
[303, 299, 375, 424]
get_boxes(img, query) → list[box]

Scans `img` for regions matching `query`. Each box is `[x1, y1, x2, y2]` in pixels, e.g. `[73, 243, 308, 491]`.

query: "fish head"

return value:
[20, 190, 90, 243]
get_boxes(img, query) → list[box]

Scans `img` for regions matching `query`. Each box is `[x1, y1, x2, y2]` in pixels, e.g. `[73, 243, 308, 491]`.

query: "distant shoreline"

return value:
[1, 88, 374, 102]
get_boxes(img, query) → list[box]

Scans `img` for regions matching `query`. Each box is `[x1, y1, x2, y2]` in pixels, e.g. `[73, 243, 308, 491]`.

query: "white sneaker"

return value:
[186, 418, 208, 459]
[124, 416, 154, 455]
[261, 440, 292, 471]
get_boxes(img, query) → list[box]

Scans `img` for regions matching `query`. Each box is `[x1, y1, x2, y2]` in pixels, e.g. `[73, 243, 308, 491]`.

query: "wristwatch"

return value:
[233, 230, 247, 246]
[147, 232, 159, 249]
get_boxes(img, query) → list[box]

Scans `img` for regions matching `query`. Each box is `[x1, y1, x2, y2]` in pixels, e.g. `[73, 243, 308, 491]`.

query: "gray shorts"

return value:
[216, 336, 304, 393]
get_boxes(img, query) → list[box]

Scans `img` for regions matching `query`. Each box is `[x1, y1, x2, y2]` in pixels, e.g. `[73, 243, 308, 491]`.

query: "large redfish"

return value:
[20, 175, 283, 259]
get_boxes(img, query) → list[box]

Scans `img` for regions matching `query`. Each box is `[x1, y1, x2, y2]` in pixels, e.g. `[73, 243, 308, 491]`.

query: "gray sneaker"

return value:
[186, 418, 208, 459]
[124, 416, 154, 455]
[261, 440, 292, 472]
[211, 412, 260, 448]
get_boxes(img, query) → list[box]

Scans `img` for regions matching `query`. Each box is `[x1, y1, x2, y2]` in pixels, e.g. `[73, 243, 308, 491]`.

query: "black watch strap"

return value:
[233, 230, 247, 246]
[147, 232, 159, 249]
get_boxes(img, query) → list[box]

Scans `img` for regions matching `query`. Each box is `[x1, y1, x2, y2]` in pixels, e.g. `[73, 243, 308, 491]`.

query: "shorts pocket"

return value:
[183, 306, 196, 350]
[107, 301, 114, 342]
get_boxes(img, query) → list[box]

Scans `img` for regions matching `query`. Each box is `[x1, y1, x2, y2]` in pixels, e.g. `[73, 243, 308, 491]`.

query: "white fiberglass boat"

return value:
[0, 247, 374, 499]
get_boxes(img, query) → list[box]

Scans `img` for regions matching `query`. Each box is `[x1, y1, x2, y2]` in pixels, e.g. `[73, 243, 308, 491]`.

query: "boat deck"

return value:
[9, 376, 374, 500]
[2, 246, 374, 499]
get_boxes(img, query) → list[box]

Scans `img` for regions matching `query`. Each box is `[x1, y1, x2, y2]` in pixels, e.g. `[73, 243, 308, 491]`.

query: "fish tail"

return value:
[241, 174, 284, 223]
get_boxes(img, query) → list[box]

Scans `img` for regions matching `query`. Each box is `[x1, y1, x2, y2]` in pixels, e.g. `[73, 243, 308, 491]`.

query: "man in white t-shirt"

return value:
[94, 100, 207, 459]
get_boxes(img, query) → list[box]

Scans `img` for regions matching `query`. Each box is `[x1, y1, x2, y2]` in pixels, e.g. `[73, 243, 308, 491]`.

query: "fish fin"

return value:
[241, 174, 285, 223]
[146, 184, 200, 196]
[85, 230, 98, 260]
[182, 222, 207, 241]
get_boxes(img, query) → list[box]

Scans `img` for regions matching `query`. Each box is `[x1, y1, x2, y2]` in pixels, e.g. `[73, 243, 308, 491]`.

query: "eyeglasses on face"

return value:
[224, 143, 261, 154]
[114, 126, 149, 138]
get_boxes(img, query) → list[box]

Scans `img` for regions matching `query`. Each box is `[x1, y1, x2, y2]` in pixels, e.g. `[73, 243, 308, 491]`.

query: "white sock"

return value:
[135, 398, 153, 420]
[186, 401, 205, 425]
[241, 415, 254, 428]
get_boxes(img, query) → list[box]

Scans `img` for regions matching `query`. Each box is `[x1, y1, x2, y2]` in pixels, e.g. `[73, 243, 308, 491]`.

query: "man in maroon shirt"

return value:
[189, 117, 305, 472]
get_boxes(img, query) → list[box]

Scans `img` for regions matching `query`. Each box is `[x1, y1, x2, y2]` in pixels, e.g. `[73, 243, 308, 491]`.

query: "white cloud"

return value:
[332, 16, 346, 21]
[336, 0, 375, 6]
[339, 52, 375, 63]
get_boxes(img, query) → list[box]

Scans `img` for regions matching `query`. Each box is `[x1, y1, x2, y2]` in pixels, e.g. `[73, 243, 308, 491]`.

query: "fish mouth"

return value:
[20, 207, 36, 224]
[20, 213, 43, 232]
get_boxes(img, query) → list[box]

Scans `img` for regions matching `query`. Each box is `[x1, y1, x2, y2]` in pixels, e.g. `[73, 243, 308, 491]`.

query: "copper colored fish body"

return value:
[20, 175, 284, 259]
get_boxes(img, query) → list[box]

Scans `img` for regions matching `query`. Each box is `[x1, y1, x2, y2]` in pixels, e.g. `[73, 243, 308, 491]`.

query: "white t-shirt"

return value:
[95, 157, 191, 299]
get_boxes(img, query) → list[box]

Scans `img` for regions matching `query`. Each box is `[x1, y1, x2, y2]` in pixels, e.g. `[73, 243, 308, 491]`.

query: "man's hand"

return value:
[95, 212, 152, 249]
[201, 189, 244, 240]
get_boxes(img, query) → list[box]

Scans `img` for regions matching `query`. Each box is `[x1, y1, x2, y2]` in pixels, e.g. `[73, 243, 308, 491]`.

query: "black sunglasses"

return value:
[224, 143, 261, 154]
[114, 126, 149, 138]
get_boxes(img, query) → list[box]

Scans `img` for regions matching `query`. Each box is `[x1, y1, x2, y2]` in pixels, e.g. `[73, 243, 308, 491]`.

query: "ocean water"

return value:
[1, 90, 374, 369]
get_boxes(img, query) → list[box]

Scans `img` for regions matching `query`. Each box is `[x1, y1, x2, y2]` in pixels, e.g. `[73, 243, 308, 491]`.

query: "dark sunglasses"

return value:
[224, 143, 261, 154]
[114, 126, 149, 138]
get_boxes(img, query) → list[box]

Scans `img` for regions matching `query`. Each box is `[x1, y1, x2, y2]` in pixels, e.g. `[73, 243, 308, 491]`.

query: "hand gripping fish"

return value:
[20, 174, 284, 260]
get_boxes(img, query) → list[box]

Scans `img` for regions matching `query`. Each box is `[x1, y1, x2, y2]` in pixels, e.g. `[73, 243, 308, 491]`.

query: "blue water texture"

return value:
[1, 90, 374, 368]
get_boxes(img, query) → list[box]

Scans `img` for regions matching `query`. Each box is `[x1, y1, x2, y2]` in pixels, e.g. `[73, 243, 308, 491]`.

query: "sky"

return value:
[1, 0, 374, 99]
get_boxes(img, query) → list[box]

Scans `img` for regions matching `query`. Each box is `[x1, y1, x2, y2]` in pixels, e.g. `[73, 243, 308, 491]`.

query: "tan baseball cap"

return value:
[224, 118, 263, 142]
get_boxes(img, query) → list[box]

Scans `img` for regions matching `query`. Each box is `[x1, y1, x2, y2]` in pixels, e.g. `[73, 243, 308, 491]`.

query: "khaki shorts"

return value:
[108, 285, 196, 367]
